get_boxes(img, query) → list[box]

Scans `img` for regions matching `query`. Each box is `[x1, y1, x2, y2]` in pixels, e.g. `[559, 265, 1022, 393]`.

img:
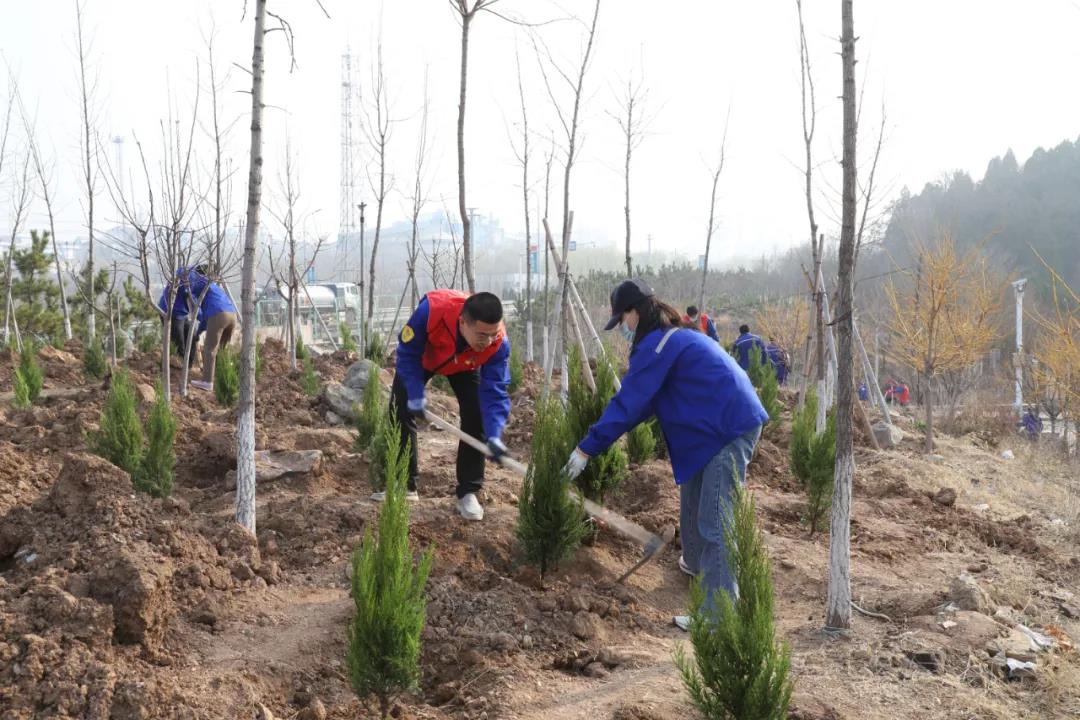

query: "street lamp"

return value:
[1012, 278, 1027, 415]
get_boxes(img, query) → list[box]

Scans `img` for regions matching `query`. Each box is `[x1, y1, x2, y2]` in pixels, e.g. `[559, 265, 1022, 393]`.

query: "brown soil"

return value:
[1, 344, 1079, 719]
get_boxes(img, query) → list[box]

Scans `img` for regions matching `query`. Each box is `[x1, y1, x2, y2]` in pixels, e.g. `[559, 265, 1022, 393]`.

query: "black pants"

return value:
[169, 316, 200, 365]
[391, 369, 486, 498]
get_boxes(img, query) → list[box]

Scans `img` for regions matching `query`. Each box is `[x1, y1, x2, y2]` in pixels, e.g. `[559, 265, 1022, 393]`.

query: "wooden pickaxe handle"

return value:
[425, 410, 666, 551]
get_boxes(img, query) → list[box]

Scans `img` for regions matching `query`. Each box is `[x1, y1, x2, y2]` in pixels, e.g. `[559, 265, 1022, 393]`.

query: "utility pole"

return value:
[358, 201, 367, 353]
[1012, 278, 1027, 416]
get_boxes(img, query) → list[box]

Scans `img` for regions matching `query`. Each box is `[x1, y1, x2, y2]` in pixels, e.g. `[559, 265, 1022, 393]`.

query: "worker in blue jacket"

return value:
[157, 280, 200, 365]
[732, 324, 770, 373]
[178, 267, 237, 391]
[391, 289, 511, 521]
[562, 279, 768, 630]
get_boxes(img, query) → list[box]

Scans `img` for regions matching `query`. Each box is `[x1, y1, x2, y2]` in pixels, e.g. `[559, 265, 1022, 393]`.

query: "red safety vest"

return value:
[682, 314, 710, 333]
[421, 289, 505, 376]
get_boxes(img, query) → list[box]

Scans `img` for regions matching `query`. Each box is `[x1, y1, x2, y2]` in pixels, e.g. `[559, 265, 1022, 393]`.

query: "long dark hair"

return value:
[631, 297, 684, 346]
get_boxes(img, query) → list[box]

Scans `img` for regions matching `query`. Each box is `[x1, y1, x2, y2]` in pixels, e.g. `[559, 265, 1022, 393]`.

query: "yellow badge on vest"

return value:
[401, 325, 415, 343]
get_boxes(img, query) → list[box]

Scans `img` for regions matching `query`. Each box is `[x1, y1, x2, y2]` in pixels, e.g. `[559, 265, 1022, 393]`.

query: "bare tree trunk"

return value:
[924, 365, 934, 453]
[699, 157, 724, 312]
[235, 0, 267, 535]
[796, 0, 819, 412]
[513, 49, 533, 361]
[75, 0, 97, 342]
[365, 39, 393, 324]
[456, 10, 475, 292]
[824, 0, 857, 633]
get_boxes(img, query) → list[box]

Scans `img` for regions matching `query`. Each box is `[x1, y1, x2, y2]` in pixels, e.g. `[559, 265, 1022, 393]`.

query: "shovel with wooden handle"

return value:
[424, 409, 674, 583]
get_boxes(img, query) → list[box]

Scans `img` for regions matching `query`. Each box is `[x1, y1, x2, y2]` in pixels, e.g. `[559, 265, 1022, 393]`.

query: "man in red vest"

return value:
[682, 306, 720, 342]
[387, 289, 511, 521]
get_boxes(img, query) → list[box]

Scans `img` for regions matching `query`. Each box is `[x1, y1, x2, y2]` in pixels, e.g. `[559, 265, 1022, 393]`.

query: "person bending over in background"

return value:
[682, 305, 720, 342]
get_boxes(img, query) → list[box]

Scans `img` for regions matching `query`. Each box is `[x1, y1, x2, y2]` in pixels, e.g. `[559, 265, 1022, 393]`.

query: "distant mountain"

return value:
[883, 138, 1080, 290]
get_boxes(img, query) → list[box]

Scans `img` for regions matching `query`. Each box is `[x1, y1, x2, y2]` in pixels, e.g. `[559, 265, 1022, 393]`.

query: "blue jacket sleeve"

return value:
[395, 299, 430, 403]
[705, 317, 719, 342]
[480, 338, 511, 440]
[579, 341, 669, 456]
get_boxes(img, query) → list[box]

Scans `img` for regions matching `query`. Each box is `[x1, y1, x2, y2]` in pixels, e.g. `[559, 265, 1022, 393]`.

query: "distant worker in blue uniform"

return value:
[184, 267, 237, 391]
[562, 279, 768, 631]
[158, 274, 200, 366]
[391, 289, 511, 521]
[731, 323, 770, 373]
[682, 305, 719, 342]
[765, 337, 789, 385]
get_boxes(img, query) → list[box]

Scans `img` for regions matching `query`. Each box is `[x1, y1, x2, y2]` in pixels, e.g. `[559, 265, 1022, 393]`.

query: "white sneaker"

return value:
[678, 555, 695, 577]
[191, 380, 212, 391]
[673, 615, 691, 632]
[457, 493, 484, 521]
[370, 490, 419, 502]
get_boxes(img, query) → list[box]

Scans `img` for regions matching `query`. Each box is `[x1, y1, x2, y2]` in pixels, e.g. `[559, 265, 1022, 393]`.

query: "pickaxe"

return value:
[425, 410, 675, 583]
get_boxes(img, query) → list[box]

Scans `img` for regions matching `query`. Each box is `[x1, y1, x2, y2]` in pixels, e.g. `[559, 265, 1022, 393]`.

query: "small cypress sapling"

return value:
[354, 365, 385, 452]
[255, 337, 266, 380]
[300, 356, 321, 396]
[214, 347, 239, 407]
[12, 369, 31, 409]
[649, 416, 668, 459]
[18, 343, 44, 403]
[748, 345, 782, 428]
[566, 345, 627, 503]
[365, 329, 386, 363]
[365, 406, 399, 494]
[516, 396, 586, 586]
[134, 383, 175, 498]
[675, 482, 793, 720]
[625, 421, 657, 465]
[295, 335, 307, 360]
[341, 322, 358, 353]
[88, 369, 144, 476]
[347, 418, 432, 718]
[789, 391, 817, 485]
[509, 341, 524, 394]
[805, 410, 836, 536]
[83, 337, 107, 379]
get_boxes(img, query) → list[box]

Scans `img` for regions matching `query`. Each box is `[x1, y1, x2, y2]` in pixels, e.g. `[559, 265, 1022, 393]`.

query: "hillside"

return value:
[1, 343, 1079, 719]
[883, 138, 1080, 291]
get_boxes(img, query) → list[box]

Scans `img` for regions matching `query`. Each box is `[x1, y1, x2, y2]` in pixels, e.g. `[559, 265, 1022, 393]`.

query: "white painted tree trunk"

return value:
[824, 0, 857, 632]
[235, 0, 267, 535]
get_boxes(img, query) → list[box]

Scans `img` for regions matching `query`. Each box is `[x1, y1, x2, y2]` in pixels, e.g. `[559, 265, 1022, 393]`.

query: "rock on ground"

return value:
[323, 382, 362, 421]
[342, 359, 376, 390]
[949, 574, 991, 614]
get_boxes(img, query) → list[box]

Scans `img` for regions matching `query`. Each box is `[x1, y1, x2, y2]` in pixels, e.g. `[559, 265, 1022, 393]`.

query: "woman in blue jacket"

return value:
[563, 279, 768, 628]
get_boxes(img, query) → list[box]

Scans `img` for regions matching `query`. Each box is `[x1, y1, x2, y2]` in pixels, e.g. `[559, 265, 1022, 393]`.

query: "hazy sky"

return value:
[2, 0, 1080, 267]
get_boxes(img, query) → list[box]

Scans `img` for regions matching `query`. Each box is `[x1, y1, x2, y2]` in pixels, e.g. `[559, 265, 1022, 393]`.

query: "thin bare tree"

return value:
[266, 135, 326, 367]
[75, 0, 101, 342]
[534, 0, 601, 387]
[508, 48, 534, 359]
[362, 37, 395, 326]
[449, 0, 502, 292]
[698, 127, 728, 312]
[3, 150, 32, 349]
[825, 0, 857, 633]
[235, 0, 271, 535]
[16, 89, 74, 340]
[406, 69, 432, 310]
[235, 0, 328, 534]
[609, 63, 649, 278]
[795, 0, 827, 418]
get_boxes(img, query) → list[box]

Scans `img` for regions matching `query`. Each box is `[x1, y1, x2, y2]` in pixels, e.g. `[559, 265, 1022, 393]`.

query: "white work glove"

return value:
[407, 397, 428, 420]
[562, 448, 590, 481]
[487, 437, 510, 465]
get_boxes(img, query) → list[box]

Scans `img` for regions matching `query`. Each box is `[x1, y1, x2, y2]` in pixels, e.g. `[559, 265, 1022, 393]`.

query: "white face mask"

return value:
[620, 322, 635, 343]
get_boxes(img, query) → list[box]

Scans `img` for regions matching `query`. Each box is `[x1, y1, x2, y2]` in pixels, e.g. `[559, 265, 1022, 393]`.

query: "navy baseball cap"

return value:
[603, 279, 654, 330]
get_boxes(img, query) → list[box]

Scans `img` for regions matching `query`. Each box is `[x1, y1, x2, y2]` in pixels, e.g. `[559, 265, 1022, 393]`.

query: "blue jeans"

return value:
[679, 425, 762, 606]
